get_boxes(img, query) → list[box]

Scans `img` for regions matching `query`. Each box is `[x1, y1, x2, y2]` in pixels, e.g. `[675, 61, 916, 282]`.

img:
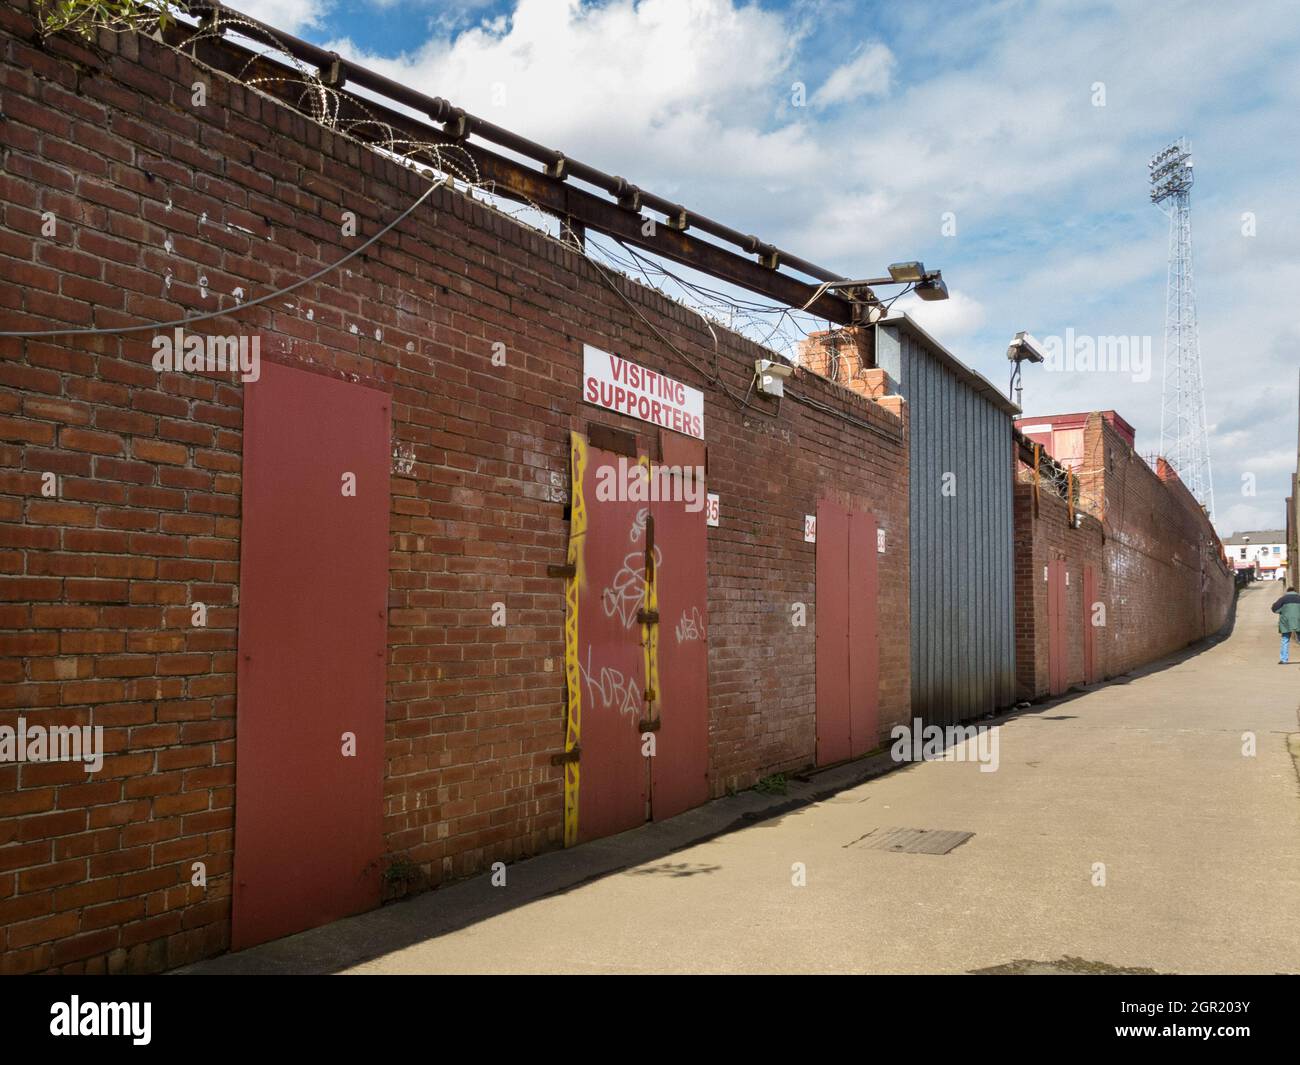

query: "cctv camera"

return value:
[1007, 331, 1047, 364]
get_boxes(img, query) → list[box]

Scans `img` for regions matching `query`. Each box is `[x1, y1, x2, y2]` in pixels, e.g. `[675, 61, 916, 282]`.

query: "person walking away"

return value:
[1271, 586, 1300, 664]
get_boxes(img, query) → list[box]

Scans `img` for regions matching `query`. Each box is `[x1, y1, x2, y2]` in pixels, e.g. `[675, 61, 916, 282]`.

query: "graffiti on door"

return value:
[561, 430, 710, 844]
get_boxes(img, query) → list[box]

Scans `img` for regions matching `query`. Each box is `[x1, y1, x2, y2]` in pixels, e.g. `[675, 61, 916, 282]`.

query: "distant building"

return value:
[1014, 411, 1136, 473]
[1222, 530, 1288, 579]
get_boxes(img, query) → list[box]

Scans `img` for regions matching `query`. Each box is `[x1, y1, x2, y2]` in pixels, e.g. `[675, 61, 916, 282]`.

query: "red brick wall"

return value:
[1013, 482, 1106, 698]
[1014, 412, 1234, 700]
[0, 5, 908, 972]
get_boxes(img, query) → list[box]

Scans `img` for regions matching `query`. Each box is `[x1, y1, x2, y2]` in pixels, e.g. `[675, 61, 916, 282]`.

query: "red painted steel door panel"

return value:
[847, 511, 880, 757]
[1082, 564, 1097, 685]
[232, 361, 391, 951]
[1047, 560, 1066, 696]
[649, 469, 709, 821]
[574, 445, 649, 843]
[816, 499, 851, 765]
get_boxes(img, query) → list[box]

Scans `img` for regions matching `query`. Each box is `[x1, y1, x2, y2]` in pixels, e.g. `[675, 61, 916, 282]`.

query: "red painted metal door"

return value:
[848, 511, 879, 757]
[649, 466, 709, 821]
[571, 441, 650, 843]
[1047, 560, 1067, 696]
[1082, 565, 1097, 684]
[232, 362, 390, 951]
[816, 499, 851, 765]
[562, 433, 711, 842]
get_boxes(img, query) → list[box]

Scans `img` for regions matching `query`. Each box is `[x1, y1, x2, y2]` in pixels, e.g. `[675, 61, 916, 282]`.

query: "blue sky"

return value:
[236, 0, 1300, 536]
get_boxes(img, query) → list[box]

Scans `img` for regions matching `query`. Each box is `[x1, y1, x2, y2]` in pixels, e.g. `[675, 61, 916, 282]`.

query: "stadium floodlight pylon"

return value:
[1150, 137, 1214, 517]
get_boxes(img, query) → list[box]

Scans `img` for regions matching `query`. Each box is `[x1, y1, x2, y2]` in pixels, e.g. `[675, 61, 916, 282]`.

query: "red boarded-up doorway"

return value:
[649, 461, 710, 821]
[1047, 559, 1067, 696]
[815, 500, 879, 766]
[1082, 564, 1098, 685]
[232, 361, 391, 951]
[561, 430, 710, 844]
[569, 436, 650, 844]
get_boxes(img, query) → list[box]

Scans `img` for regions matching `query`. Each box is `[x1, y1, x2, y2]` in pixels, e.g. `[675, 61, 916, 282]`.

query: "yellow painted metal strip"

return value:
[640, 456, 659, 770]
[562, 431, 588, 847]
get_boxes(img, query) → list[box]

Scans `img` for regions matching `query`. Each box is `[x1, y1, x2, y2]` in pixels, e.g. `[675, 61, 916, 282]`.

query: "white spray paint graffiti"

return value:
[602, 507, 662, 629]
[674, 606, 706, 644]
[579, 645, 641, 719]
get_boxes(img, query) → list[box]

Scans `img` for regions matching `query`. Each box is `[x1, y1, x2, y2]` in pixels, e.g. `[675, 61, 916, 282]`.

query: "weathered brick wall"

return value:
[1288, 471, 1298, 590]
[1014, 413, 1234, 700]
[798, 327, 894, 401]
[0, 4, 908, 972]
[1012, 482, 1105, 699]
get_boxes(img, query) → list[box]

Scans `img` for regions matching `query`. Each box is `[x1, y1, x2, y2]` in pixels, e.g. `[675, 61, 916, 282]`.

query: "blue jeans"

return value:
[1284, 634, 1293, 663]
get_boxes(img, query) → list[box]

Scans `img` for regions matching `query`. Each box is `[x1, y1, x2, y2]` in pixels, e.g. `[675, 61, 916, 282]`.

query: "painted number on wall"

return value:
[877, 528, 886, 553]
[804, 515, 817, 543]
[705, 493, 720, 527]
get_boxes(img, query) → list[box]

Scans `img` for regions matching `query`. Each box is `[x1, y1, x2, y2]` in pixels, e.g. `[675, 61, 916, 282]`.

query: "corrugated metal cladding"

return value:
[875, 320, 1017, 726]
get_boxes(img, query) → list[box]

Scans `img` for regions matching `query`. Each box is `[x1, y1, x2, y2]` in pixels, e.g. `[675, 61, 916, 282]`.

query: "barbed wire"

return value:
[25, 2, 832, 365]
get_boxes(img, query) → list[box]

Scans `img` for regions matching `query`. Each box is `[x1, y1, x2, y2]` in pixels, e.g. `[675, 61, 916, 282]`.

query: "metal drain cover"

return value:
[849, 827, 974, 854]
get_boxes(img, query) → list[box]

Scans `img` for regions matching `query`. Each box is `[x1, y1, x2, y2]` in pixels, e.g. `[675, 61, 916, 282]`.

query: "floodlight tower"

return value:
[1149, 138, 1214, 517]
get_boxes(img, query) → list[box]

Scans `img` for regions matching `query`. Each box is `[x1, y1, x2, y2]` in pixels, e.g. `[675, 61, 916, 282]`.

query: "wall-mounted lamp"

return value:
[912, 274, 948, 301]
[886, 261, 927, 283]
[798, 262, 949, 318]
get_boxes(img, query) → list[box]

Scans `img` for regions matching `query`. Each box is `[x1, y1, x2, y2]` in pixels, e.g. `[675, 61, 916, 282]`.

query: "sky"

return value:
[233, 0, 1299, 537]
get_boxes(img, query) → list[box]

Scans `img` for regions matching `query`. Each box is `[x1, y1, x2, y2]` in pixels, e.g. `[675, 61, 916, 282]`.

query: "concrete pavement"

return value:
[187, 583, 1300, 974]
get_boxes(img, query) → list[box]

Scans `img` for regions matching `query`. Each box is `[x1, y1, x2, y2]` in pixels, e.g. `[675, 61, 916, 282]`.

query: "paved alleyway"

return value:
[192, 585, 1300, 975]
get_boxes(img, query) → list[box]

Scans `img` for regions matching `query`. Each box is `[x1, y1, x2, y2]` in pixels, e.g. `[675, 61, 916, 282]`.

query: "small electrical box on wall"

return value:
[755, 359, 793, 398]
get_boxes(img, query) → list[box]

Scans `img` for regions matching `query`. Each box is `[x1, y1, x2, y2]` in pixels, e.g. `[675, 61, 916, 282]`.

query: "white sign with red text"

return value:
[582, 344, 704, 440]
[705, 493, 720, 527]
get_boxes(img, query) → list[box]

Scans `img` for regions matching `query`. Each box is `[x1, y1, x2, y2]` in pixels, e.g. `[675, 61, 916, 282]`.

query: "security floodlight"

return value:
[1150, 138, 1193, 205]
[913, 273, 948, 301]
[798, 264, 948, 313]
[887, 261, 926, 283]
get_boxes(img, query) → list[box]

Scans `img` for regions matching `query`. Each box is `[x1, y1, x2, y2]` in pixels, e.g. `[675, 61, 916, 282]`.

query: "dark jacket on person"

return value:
[1271, 591, 1300, 635]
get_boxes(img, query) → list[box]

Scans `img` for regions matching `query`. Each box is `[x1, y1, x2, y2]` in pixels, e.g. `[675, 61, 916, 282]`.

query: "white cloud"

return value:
[811, 42, 894, 107]
[232, 0, 328, 35]
[1217, 499, 1288, 538]
[326, 0, 797, 152]
[272, 0, 1300, 535]
[894, 289, 986, 338]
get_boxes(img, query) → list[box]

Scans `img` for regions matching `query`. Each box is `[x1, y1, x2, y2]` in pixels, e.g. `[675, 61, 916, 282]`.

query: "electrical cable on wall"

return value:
[0, 180, 443, 339]
[11, 1, 897, 445]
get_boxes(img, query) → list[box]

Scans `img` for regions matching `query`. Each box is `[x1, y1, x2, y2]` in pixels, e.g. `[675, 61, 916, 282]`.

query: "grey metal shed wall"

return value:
[876, 324, 1016, 725]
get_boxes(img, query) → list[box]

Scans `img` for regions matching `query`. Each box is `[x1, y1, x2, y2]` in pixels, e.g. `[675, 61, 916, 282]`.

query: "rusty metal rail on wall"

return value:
[1015, 428, 1076, 508]
[180, 1, 859, 325]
